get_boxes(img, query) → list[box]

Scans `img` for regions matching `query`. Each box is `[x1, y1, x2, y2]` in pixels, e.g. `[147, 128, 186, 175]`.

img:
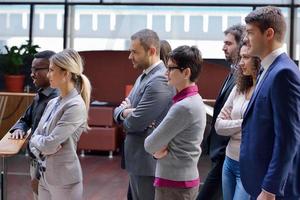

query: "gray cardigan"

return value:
[144, 94, 206, 181]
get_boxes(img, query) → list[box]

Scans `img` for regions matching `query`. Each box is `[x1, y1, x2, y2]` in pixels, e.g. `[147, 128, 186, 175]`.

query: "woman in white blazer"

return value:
[29, 48, 91, 200]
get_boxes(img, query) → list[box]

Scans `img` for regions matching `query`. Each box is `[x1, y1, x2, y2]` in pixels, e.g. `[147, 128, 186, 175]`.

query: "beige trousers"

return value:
[38, 172, 83, 200]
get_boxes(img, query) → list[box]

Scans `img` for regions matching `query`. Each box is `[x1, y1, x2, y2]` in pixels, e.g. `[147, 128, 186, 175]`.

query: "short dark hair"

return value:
[224, 24, 246, 49]
[245, 6, 286, 42]
[160, 40, 172, 65]
[131, 29, 160, 55]
[34, 50, 56, 60]
[168, 45, 203, 82]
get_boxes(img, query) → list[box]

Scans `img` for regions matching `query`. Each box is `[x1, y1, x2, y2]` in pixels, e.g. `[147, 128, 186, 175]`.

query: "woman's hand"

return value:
[220, 107, 232, 119]
[153, 146, 168, 159]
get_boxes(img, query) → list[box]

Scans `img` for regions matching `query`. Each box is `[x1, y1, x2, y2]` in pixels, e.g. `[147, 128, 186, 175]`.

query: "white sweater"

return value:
[215, 86, 249, 161]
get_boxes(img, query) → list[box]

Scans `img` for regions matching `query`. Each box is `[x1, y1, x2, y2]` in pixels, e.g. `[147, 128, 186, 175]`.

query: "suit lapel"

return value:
[216, 73, 234, 102]
[243, 53, 285, 118]
[130, 63, 165, 107]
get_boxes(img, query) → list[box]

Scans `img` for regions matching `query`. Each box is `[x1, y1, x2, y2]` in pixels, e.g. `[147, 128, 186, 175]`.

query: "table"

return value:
[0, 131, 29, 200]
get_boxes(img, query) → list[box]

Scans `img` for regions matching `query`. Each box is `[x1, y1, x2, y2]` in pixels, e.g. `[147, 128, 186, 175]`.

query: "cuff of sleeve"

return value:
[30, 135, 41, 148]
[262, 189, 275, 197]
[261, 179, 284, 196]
[119, 111, 125, 121]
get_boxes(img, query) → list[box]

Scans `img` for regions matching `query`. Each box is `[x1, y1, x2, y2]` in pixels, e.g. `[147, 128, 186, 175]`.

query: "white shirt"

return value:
[256, 48, 285, 89]
[143, 60, 163, 75]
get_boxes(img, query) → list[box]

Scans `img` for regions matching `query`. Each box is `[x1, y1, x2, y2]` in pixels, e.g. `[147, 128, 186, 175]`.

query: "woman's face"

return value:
[47, 63, 67, 89]
[165, 59, 187, 90]
[239, 45, 256, 77]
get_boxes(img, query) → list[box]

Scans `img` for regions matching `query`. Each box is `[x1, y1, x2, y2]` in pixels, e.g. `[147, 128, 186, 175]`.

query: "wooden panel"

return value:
[88, 106, 114, 127]
[0, 131, 29, 156]
[0, 93, 35, 138]
[79, 51, 230, 104]
[78, 127, 118, 151]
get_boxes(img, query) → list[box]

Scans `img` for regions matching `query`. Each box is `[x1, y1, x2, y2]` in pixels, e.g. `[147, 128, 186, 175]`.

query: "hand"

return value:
[148, 120, 156, 129]
[220, 107, 232, 119]
[121, 98, 131, 109]
[10, 129, 26, 139]
[122, 108, 136, 118]
[43, 145, 62, 155]
[257, 190, 275, 200]
[153, 146, 168, 159]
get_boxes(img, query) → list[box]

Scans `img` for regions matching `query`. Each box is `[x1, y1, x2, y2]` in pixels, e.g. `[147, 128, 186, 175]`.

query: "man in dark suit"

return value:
[197, 24, 245, 200]
[241, 6, 300, 200]
[10, 50, 58, 199]
[114, 29, 174, 200]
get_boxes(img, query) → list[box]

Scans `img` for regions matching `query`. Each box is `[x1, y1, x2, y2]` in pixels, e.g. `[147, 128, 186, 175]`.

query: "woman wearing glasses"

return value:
[29, 48, 91, 200]
[145, 45, 206, 200]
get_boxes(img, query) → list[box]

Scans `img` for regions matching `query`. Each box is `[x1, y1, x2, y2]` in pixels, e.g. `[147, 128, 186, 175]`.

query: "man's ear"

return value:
[265, 28, 275, 41]
[148, 46, 156, 56]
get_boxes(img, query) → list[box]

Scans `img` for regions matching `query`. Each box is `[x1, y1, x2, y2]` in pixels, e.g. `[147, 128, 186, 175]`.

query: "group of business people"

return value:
[115, 6, 300, 200]
[8, 5, 300, 200]
[198, 6, 300, 200]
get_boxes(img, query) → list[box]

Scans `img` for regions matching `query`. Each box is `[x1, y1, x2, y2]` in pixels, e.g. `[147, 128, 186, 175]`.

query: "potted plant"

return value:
[0, 41, 40, 92]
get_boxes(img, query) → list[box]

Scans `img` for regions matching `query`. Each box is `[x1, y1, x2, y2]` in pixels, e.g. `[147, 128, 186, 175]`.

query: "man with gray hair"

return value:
[114, 29, 174, 200]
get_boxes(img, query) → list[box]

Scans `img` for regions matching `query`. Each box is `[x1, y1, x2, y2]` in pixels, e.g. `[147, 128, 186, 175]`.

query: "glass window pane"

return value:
[68, 0, 100, 2]
[32, 5, 65, 52]
[70, 5, 252, 58]
[103, 0, 292, 5]
[0, 5, 30, 51]
[0, 0, 64, 2]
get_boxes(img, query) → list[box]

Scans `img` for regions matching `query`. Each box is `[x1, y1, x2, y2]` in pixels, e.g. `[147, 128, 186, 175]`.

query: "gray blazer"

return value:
[114, 62, 175, 176]
[30, 88, 87, 186]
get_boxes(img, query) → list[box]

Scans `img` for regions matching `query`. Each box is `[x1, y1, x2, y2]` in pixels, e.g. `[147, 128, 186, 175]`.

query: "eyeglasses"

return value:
[31, 67, 49, 73]
[166, 66, 184, 72]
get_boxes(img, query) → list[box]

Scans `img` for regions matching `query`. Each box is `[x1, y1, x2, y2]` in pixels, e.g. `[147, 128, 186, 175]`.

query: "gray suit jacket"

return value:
[114, 62, 175, 176]
[30, 88, 87, 186]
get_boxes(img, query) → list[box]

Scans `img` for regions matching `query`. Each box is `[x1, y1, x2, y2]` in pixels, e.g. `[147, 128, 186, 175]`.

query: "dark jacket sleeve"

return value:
[9, 101, 34, 133]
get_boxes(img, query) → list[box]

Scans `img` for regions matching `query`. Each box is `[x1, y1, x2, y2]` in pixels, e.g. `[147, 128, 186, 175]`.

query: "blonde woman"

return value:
[29, 48, 91, 200]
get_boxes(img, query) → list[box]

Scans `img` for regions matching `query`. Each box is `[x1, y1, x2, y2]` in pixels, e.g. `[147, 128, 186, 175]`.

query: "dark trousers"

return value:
[129, 174, 155, 200]
[196, 158, 225, 200]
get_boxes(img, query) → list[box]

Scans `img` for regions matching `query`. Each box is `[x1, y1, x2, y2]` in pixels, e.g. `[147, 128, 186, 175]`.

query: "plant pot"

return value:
[4, 75, 25, 92]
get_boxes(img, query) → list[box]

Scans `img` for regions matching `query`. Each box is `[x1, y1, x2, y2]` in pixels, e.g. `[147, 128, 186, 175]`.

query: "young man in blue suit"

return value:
[241, 6, 300, 200]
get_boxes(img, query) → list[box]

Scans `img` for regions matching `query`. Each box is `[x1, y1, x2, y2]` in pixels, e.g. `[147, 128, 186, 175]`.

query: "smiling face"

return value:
[30, 58, 50, 88]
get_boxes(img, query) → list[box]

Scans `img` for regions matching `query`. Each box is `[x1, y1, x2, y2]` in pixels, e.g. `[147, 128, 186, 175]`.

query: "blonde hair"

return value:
[50, 48, 91, 112]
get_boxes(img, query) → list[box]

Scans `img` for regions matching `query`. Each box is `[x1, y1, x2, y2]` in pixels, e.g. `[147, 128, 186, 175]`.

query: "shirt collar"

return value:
[173, 85, 199, 104]
[143, 60, 163, 75]
[39, 87, 56, 97]
[261, 48, 285, 71]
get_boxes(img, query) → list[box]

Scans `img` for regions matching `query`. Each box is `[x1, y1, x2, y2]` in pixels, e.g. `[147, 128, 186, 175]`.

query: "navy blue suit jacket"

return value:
[240, 53, 300, 198]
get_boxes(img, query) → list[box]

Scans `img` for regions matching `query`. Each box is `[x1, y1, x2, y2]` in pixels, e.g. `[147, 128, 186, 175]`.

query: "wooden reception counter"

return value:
[0, 92, 35, 139]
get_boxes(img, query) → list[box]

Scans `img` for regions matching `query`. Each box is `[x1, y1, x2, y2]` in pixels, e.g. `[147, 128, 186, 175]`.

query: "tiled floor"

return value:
[4, 152, 211, 200]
